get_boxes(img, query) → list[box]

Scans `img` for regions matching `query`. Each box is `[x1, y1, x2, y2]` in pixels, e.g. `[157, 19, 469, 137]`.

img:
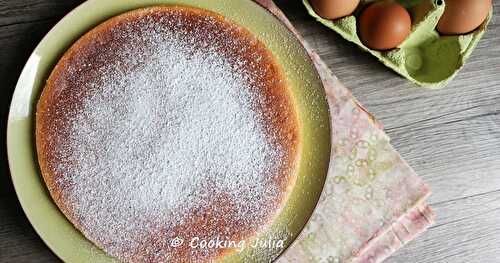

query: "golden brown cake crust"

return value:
[36, 5, 300, 262]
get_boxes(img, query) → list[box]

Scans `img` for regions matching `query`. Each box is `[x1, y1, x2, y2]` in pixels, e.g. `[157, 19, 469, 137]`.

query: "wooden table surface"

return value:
[1, 0, 499, 262]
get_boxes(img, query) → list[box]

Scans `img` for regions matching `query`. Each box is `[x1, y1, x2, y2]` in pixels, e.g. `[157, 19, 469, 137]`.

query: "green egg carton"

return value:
[303, 0, 493, 88]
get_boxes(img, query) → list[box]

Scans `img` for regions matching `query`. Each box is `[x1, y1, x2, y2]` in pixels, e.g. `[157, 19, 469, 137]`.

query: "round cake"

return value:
[36, 5, 300, 262]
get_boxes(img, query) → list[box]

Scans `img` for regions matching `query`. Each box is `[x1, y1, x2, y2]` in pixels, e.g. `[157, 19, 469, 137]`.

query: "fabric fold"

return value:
[252, 1, 435, 262]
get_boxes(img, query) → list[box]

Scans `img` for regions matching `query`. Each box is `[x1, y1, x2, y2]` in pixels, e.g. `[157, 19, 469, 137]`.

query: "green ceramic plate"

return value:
[7, 0, 331, 262]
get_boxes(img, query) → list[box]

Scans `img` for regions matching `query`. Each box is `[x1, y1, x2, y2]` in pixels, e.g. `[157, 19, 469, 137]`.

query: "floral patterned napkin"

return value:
[253, 1, 435, 262]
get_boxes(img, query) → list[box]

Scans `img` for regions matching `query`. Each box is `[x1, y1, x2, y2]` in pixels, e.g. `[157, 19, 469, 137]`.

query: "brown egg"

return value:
[310, 0, 360, 20]
[437, 0, 492, 35]
[413, 0, 436, 24]
[359, 1, 412, 51]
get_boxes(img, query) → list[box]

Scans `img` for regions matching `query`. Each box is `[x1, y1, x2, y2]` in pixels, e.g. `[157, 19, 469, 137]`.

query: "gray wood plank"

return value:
[0, 0, 82, 27]
[277, 0, 500, 203]
[386, 190, 500, 263]
[0, 0, 499, 262]
[0, 197, 59, 262]
[276, 0, 500, 262]
[389, 112, 500, 204]
[0, 21, 66, 199]
[0, 0, 83, 261]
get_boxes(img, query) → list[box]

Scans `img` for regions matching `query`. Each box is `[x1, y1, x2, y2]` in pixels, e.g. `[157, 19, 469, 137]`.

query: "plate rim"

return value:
[7, 0, 331, 262]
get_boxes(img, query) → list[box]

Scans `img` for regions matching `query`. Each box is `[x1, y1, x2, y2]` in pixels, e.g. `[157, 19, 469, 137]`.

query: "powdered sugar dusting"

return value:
[44, 7, 297, 262]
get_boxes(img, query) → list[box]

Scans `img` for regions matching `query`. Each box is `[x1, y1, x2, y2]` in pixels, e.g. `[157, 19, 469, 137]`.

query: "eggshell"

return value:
[310, 0, 360, 20]
[359, 1, 412, 50]
[437, 0, 492, 35]
[304, 0, 493, 88]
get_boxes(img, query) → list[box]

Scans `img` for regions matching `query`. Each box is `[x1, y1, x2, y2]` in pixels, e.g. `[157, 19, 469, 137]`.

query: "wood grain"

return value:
[275, 1, 500, 262]
[0, 1, 83, 262]
[387, 190, 500, 263]
[1, 0, 499, 262]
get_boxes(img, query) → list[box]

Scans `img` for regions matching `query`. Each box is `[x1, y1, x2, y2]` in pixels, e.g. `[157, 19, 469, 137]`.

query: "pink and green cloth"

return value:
[254, 1, 435, 262]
